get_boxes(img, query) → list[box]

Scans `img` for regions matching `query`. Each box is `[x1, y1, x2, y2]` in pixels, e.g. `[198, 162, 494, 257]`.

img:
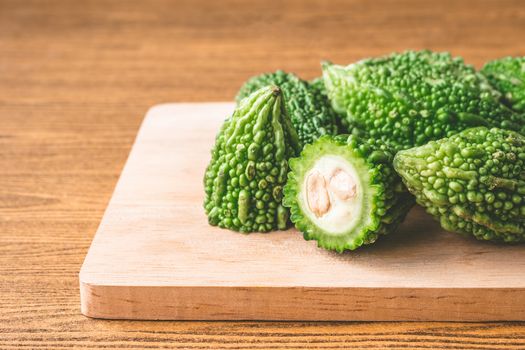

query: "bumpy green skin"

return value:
[283, 135, 414, 252]
[394, 127, 525, 243]
[482, 57, 525, 112]
[310, 77, 349, 134]
[236, 71, 340, 147]
[323, 50, 525, 152]
[309, 77, 328, 97]
[204, 86, 301, 232]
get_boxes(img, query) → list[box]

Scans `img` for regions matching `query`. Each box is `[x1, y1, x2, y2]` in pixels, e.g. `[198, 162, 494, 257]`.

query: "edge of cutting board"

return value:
[79, 282, 525, 321]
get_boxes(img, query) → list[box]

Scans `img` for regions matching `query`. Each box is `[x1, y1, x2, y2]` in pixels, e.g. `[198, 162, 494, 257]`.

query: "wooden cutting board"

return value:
[79, 103, 525, 321]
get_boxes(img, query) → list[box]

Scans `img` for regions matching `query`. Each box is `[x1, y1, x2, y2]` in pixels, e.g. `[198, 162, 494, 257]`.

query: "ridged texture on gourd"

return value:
[482, 56, 525, 112]
[236, 70, 340, 147]
[283, 135, 414, 252]
[204, 86, 300, 232]
[394, 127, 525, 243]
[323, 50, 525, 152]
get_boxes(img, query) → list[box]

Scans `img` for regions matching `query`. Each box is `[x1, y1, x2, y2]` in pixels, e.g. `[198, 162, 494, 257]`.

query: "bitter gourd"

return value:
[394, 127, 525, 243]
[204, 86, 300, 232]
[322, 50, 525, 152]
[283, 135, 414, 252]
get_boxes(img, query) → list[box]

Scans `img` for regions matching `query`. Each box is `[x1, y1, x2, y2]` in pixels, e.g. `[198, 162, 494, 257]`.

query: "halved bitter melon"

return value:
[283, 135, 414, 252]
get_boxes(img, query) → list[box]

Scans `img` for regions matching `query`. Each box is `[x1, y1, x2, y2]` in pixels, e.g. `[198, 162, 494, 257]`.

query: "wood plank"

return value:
[79, 103, 525, 321]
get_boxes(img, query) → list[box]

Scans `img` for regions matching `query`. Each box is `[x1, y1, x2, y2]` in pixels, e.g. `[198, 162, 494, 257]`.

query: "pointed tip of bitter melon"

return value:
[271, 85, 281, 96]
[283, 135, 414, 252]
[203, 85, 300, 233]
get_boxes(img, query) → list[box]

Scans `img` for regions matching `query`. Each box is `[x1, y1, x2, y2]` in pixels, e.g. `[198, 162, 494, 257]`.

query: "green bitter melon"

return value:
[322, 50, 525, 152]
[394, 127, 525, 243]
[204, 85, 301, 232]
[283, 135, 414, 252]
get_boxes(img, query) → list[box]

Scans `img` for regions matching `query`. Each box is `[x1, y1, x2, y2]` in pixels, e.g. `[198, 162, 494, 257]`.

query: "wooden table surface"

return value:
[2, 0, 525, 348]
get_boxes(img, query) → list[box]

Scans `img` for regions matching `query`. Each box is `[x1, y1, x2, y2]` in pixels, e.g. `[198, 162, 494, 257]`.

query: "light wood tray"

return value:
[79, 103, 525, 321]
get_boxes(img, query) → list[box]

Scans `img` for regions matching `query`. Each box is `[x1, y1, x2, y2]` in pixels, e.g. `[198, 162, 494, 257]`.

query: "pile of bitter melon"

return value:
[203, 50, 525, 252]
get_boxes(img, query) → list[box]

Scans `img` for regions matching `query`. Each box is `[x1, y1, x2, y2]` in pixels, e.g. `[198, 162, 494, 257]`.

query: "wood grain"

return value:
[80, 103, 525, 321]
[2, 0, 525, 347]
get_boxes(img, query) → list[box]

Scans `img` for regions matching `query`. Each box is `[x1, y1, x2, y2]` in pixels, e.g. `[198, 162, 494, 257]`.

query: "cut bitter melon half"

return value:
[283, 135, 415, 252]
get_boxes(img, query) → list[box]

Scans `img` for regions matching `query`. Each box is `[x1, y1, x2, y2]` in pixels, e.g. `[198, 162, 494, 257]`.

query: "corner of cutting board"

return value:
[79, 269, 118, 319]
[144, 102, 175, 117]
[79, 271, 101, 318]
